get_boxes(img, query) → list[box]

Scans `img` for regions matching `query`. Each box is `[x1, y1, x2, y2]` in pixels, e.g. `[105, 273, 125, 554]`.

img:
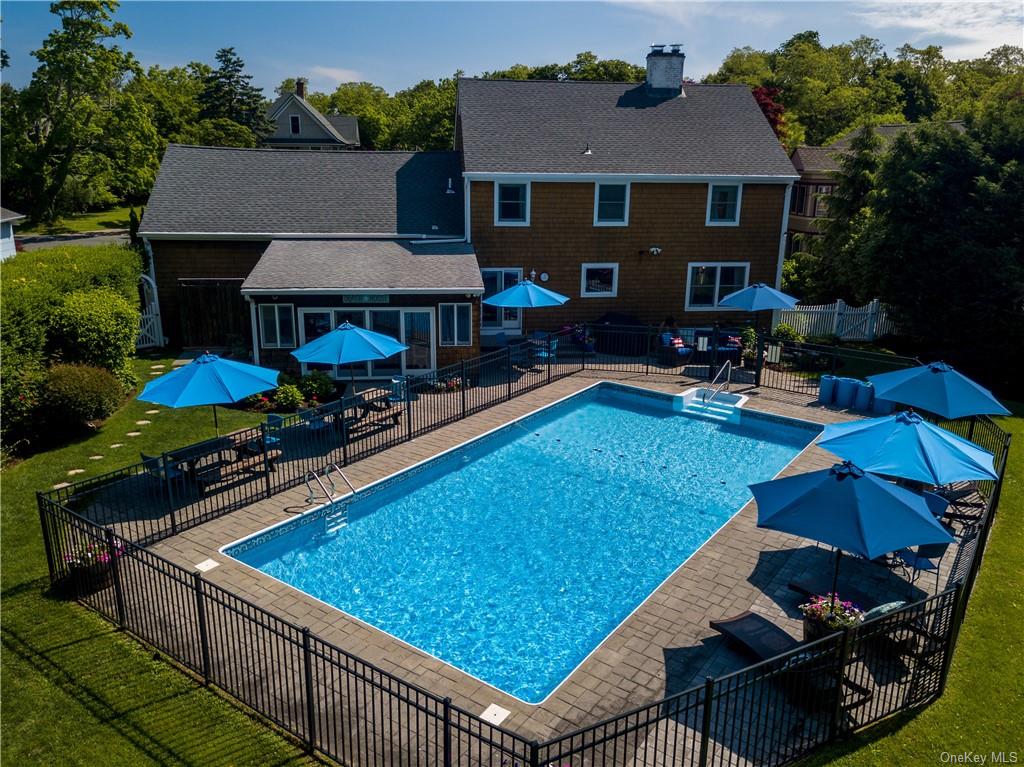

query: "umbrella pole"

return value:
[829, 549, 843, 615]
[213, 404, 219, 436]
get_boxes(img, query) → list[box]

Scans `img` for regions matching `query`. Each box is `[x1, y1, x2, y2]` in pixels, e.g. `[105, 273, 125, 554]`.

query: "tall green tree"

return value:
[198, 47, 273, 137]
[17, 1, 140, 221]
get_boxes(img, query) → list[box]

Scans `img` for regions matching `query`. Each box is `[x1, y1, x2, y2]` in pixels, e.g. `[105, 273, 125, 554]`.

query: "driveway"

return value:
[17, 231, 129, 251]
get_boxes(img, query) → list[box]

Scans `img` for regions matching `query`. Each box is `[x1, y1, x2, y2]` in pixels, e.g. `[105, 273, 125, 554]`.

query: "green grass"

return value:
[800, 402, 1024, 766]
[2, 359, 1020, 765]
[17, 206, 135, 236]
[1, 354, 312, 766]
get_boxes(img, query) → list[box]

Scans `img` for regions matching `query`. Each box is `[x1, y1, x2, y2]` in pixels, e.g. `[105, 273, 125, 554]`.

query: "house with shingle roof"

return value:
[1, 207, 26, 260]
[786, 121, 965, 255]
[141, 45, 798, 379]
[263, 78, 360, 150]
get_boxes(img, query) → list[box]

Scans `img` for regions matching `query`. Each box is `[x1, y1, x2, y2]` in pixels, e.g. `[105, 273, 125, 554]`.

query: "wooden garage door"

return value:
[177, 278, 250, 349]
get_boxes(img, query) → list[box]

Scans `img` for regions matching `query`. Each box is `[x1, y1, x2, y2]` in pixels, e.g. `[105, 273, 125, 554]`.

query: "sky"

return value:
[2, 1, 1021, 94]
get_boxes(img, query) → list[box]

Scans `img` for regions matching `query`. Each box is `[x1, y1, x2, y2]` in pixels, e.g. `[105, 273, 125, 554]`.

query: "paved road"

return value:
[17, 230, 130, 251]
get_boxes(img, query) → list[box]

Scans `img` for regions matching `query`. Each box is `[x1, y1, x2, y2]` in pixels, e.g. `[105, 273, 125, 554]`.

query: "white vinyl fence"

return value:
[777, 299, 900, 341]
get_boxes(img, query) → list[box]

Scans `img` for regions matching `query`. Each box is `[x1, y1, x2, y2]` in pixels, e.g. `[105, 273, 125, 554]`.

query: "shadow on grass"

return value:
[2, 578, 315, 767]
[794, 709, 925, 765]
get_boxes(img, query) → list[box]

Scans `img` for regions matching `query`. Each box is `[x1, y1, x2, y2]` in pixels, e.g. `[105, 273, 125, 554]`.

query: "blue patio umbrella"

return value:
[482, 279, 569, 309]
[291, 321, 408, 388]
[718, 283, 799, 312]
[751, 461, 954, 608]
[867, 362, 1010, 420]
[817, 411, 997, 486]
[138, 353, 281, 433]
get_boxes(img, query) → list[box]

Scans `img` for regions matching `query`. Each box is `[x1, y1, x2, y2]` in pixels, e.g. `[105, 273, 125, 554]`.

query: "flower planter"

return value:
[58, 562, 113, 599]
[802, 617, 839, 643]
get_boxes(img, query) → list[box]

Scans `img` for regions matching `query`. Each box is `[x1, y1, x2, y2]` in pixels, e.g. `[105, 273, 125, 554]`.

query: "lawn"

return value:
[1, 354, 312, 766]
[1, 358, 1020, 765]
[17, 205, 136, 236]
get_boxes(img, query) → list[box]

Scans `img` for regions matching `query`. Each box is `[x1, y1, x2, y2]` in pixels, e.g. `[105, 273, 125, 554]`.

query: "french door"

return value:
[481, 268, 522, 333]
[297, 307, 435, 379]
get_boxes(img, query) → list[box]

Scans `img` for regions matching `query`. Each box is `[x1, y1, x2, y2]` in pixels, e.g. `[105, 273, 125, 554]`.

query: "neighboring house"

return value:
[141, 45, 798, 379]
[1, 207, 26, 260]
[264, 78, 360, 150]
[786, 121, 965, 255]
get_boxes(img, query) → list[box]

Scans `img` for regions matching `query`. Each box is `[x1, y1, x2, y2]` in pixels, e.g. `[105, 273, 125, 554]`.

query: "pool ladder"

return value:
[305, 463, 356, 533]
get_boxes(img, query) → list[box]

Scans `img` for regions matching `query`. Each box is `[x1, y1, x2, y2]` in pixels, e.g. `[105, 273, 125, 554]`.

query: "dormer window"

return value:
[289, 115, 301, 135]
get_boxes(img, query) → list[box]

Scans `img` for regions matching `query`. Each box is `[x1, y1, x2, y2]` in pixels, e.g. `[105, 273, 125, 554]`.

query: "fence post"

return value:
[192, 571, 212, 684]
[302, 626, 317, 753]
[506, 346, 513, 401]
[37, 494, 58, 584]
[460, 360, 467, 419]
[698, 676, 715, 767]
[710, 324, 720, 377]
[582, 323, 589, 371]
[340, 399, 350, 466]
[105, 527, 127, 628]
[546, 333, 552, 385]
[161, 449, 179, 536]
[529, 740, 540, 767]
[937, 581, 966, 698]
[754, 333, 765, 388]
[442, 696, 452, 767]
[830, 628, 854, 739]
[645, 325, 653, 375]
[260, 423, 272, 499]
[832, 298, 846, 336]
[404, 375, 413, 442]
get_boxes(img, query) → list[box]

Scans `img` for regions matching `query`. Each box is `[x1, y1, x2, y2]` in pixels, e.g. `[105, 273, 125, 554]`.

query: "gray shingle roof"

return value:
[326, 114, 360, 145]
[266, 93, 358, 146]
[141, 145, 465, 237]
[241, 239, 483, 292]
[456, 79, 796, 177]
[790, 146, 841, 174]
[792, 121, 968, 174]
[1, 207, 26, 224]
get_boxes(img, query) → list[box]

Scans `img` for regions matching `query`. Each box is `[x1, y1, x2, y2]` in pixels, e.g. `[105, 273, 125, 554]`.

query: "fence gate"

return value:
[137, 274, 164, 349]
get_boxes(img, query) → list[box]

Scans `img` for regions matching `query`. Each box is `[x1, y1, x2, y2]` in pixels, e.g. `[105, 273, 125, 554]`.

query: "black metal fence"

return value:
[36, 325, 1013, 766]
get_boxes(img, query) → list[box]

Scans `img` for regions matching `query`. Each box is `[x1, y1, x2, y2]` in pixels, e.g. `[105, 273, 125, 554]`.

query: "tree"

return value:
[177, 117, 257, 148]
[325, 81, 394, 148]
[390, 75, 459, 150]
[198, 47, 273, 137]
[126, 63, 209, 142]
[485, 51, 645, 82]
[704, 47, 773, 87]
[17, 1, 140, 221]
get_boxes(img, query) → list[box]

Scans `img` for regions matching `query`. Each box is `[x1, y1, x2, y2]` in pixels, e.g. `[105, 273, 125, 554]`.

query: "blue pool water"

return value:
[225, 384, 818, 703]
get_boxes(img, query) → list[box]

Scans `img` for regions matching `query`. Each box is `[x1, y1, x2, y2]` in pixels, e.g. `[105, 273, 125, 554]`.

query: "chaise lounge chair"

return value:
[709, 611, 801, 660]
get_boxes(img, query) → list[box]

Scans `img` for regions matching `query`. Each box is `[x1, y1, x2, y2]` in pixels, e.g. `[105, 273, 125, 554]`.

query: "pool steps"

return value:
[676, 388, 747, 424]
[324, 503, 349, 534]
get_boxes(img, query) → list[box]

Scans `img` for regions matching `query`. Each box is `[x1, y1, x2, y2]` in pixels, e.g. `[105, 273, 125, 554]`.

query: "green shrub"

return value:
[42, 364, 123, 430]
[298, 371, 335, 402]
[273, 384, 304, 411]
[0, 360, 48, 449]
[740, 326, 758, 350]
[50, 288, 140, 389]
[772, 322, 805, 343]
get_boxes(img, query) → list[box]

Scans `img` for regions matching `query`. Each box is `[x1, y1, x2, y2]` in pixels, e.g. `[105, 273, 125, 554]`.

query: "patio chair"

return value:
[896, 540, 951, 593]
[388, 376, 408, 405]
[140, 453, 183, 483]
[534, 338, 558, 364]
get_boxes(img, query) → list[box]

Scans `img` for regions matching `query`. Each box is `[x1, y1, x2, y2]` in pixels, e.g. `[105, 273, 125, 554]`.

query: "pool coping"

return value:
[217, 379, 825, 707]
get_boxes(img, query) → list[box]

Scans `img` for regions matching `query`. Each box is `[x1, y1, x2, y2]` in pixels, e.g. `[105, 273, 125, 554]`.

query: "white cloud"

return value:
[854, 1, 1023, 59]
[607, 1, 786, 29]
[308, 65, 363, 86]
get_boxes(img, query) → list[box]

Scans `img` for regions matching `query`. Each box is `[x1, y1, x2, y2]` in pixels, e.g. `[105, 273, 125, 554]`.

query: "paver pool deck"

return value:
[147, 372, 965, 742]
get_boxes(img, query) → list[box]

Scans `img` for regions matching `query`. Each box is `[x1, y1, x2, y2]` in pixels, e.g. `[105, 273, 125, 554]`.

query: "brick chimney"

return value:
[295, 77, 308, 99]
[645, 44, 685, 97]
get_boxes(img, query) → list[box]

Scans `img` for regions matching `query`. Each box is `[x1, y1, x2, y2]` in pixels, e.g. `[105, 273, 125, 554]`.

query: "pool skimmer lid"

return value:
[195, 558, 220, 573]
[480, 704, 511, 725]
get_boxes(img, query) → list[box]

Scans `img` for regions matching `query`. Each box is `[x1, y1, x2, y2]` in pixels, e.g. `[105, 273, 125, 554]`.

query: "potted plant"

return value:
[59, 539, 123, 598]
[798, 594, 864, 641]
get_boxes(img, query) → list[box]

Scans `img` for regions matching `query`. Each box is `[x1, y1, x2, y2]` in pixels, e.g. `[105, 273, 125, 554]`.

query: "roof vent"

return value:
[646, 44, 685, 97]
[582, 143, 592, 156]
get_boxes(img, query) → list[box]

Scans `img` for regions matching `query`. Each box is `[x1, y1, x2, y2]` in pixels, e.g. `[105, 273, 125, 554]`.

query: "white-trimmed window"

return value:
[439, 303, 472, 346]
[580, 263, 619, 298]
[259, 304, 296, 348]
[685, 263, 749, 310]
[705, 184, 742, 226]
[494, 182, 530, 226]
[594, 183, 629, 226]
[289, 115, 301, 134]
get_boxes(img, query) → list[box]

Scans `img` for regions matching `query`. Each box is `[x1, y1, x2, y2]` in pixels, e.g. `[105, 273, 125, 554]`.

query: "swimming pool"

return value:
[223, 383, 819, 704]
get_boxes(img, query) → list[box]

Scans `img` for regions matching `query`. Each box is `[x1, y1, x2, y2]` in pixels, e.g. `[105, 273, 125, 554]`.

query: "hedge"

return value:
[50, 288, 140, 389]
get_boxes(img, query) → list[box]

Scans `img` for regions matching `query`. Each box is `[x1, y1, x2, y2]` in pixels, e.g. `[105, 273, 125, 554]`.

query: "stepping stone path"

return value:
[110, 443, 124, 448]
[145, 409, 160, 415]
[150, 364, 166, 369]
[126, 432, 142, 437]
[67, 469, 85, 476]
[89, 455, 104, 461]
[135, 420, 151, 425]
[51, 482, 71, 490]
[149, 372, 162, 376]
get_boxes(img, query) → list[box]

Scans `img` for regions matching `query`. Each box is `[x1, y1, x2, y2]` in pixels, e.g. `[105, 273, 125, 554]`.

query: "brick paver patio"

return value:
[146, 372, 970, 744]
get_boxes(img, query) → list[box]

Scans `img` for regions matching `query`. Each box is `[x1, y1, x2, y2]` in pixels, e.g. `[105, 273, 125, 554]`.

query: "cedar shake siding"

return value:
[150, 240, 269, 348]
[470, 180, 787, 330]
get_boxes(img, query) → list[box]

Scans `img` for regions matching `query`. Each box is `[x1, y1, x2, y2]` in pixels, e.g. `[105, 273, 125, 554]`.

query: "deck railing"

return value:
[36, 325, 1012, 766]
